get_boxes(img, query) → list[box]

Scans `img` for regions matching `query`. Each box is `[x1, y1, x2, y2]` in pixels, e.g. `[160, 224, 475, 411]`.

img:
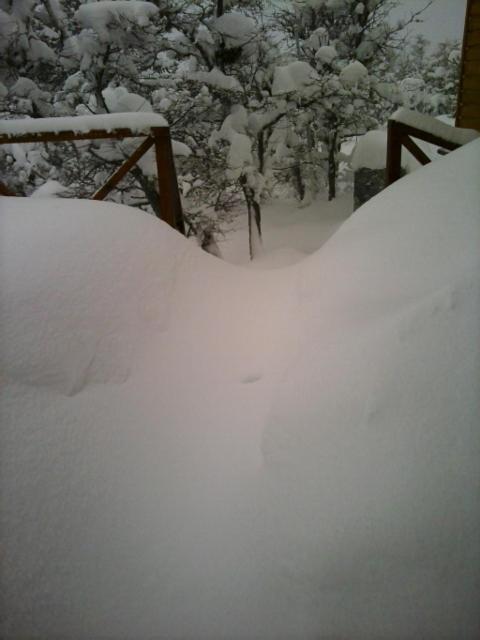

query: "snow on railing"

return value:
[386, 109, 480, 186]
[0, 113, 169, 140]
[391, 109, 480, 148]
[0, 113, 184, 233]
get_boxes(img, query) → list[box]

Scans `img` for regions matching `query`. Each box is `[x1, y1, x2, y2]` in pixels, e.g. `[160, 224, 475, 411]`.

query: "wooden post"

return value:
[152, 127, 185, 234]
[385, 120, 403, 186]
[0, 181, 16, 196]
[456, 0, 480, 130]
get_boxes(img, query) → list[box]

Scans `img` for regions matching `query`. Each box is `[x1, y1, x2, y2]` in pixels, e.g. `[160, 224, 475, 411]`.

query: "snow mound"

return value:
[1, 139, 479, 638]
[262, 140, 480, 636]
[0, 199, 188, 394]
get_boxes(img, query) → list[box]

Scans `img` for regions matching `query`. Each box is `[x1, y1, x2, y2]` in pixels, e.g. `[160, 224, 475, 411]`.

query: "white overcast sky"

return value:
[271, 1, 468, 45]
[389, 0, 468, 44]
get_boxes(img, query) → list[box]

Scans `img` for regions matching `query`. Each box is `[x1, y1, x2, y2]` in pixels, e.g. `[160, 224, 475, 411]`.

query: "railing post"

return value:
[152, 127, 185, 235]
[0, 181, 16, 196]
[385, 120, 403, 187]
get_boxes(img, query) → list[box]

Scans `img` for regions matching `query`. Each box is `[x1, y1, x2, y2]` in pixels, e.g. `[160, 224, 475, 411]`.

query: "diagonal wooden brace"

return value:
[92, 136, 155, 201]
[401, 135, 431, 166]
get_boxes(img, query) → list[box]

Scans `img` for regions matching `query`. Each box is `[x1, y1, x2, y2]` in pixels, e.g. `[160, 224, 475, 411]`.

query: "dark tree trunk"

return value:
[132, 167, 162, 218]
[327, 131, 338, 201]
[240, 175, 262, 260]
[252, 198, 261, 241]
[247, 201, 254, 260]
[216, 0, 223, 17]
[292, 163, 305, 201]
[257, 131, 265, 174]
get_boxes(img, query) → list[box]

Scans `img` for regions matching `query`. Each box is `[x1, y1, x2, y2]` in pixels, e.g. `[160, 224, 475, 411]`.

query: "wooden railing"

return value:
[0, 124, 185, 234]
[385, 119, 463, 187]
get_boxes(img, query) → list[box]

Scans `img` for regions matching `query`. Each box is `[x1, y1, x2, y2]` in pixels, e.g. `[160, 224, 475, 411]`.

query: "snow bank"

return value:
[263, 140, 480, 637]
[1, 139, 479, 638]
[0, 113, 169, 137]
[392, 107, 480, 146]
[0, 199, 188, 395]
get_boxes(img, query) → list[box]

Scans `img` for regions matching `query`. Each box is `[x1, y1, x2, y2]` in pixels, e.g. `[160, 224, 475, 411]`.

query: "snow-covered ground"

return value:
[220, 193, 352, 267]
[1, 139, 479, 639]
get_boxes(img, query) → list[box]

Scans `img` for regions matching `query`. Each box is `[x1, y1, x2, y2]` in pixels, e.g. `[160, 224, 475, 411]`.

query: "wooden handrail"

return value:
[385, 120, 463, 187]
[0, 126, 171, 144]
[0, 124, 184, 234]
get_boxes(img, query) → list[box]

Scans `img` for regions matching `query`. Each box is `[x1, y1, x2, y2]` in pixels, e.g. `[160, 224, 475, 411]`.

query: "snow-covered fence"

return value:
[0, 114, 185, 234]
[386, 108, 479, 186]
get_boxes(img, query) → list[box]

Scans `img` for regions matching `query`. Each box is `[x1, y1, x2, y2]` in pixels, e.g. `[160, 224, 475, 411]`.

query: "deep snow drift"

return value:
[1, 139, 479, 639]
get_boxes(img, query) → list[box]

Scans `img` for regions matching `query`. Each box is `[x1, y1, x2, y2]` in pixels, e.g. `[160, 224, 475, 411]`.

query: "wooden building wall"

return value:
[456, 0, 480, 130]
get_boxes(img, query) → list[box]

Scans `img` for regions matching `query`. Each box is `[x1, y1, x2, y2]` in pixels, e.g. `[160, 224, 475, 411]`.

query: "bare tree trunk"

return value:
[216, 0, 223, 18]
[327, 131, 338, 201]
[303, 122, 317, 202]
[240, 175, 262, 260]
[252, 198, 261, 243]
[292, 163, 305, 201]
[247, 200, 262, 261]
[257, 131, 265, 175]
[294, 10, 301, 57]
[131, 167, 162, 217]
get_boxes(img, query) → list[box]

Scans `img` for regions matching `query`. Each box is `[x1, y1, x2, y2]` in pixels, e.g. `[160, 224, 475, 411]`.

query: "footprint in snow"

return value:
[241, 373, 263, 384]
